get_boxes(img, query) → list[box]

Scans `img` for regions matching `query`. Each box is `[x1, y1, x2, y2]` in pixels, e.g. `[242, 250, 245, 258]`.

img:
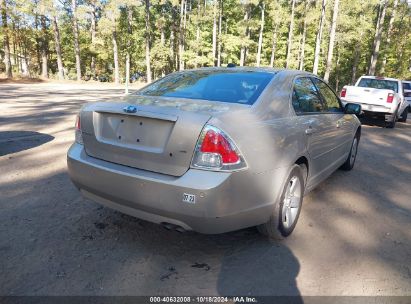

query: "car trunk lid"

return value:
[80, 96, 241, 177]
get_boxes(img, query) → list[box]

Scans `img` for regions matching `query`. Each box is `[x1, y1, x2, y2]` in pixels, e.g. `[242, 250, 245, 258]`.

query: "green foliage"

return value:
[1, 0, 410, 86]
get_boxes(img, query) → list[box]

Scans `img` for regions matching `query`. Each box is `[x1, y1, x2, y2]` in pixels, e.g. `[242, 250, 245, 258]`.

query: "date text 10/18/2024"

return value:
[149, 296, 258, 303]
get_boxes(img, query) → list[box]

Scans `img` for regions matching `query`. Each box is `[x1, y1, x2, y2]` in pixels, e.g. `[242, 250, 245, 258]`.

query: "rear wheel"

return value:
[258, 165, 304, 239]
[385, 109, 398, 128]
[398, 107, 408, 123]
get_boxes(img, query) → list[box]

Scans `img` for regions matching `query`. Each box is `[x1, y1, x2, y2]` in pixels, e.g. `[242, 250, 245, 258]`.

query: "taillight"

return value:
[387, 93, 394, 103]
[191, 125, 247, 171]
[340, 88, 347, 98]
[75, 114, 81, 129]
[75, 114, 83, 145]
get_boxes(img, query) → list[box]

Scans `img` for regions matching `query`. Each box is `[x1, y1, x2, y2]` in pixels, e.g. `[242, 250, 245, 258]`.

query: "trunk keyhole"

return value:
[139, 122, 143, 126]
[169, 153, 173, 157]
[118, 136, 122, 139]
[121, 119, 124, 123]
[136, 139, 140, 142]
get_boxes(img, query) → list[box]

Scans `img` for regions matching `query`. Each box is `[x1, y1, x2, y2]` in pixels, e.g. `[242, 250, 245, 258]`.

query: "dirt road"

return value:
[1, 83, 410, 296]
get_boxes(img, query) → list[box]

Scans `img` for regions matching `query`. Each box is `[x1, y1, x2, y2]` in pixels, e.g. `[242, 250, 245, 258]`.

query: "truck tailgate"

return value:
[342, 86, 396, 112]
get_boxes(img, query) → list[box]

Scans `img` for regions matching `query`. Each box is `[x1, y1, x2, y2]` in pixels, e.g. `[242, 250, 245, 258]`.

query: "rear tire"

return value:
[257, 165, 304, 240]
[385, 109, 398, 128]
[385, 119, 396, 128]
[341, 134, 359, 171]
[398, 107, 408, 123]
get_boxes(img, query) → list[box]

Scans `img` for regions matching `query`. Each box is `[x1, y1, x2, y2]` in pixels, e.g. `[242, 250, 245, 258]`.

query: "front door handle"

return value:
[337, 120, 346, 128]
[305, 127, 315, 135]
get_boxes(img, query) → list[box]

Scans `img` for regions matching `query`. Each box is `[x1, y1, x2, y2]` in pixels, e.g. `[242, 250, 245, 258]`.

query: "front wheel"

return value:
[258, 165, 304, 239]
[340, 134, 359, 171]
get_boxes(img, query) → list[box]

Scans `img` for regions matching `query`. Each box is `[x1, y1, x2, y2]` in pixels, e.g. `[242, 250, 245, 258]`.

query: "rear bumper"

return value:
[341, 100, 395, 114]
[362, 111, 396, 122]
[67, 143, 276, 234]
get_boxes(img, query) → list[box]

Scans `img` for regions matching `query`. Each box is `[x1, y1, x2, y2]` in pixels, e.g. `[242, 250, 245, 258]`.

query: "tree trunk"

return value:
[12, 21, 18, 73]
[160, 16, 166, 75]
[313, 0, 327, 75]
[285, 0, 296, 68]
[195, 0, 201, 68]
[368, 0, 387, 76]
[296, 35, 302, 67]
[112, 30, 119, 84]
[380, 0, 398, 75]
[239, 6, 249, 67]
[212, 0, 217, 66]
[52, 16, 64, 80]
[270, 23, 278, 67]
[35, 14, 41, 75]
[22, 33, 29, 76]
[351, 12, 365, 84]
[145, 0, 152, 82]
[19, 41, 25, 75]
[90, 0, 97, 78]
[18, 42, 23, 74]
[335, 44, 340, 92]
[72, 0, 81, 81]
[299, 10, 307, 71]
[324, 0, 340, 82]
[125, 7, 133, 93]
[256, 3, 265, 67]
[1, 0, 12, 78]
[170, 14, 175, 71]
[161, 25, 166, 75]
[125, 52, 130, 91]
[351, 43, 361, 84]
[178, 0, 185, 71]
[40, 16, 48, 78]
[217, 1, 222, 67]
[183, 0, 187, 67]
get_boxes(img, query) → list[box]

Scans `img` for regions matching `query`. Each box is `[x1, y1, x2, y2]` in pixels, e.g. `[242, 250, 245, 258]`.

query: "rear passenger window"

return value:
[312, 78, 343, 113]
[292, 77, 325, 114]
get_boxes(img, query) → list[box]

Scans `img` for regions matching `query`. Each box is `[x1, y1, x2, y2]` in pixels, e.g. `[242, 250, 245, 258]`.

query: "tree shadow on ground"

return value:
[0, 131, 54, 156]
[0, 78, 46, 84]
[359, 116, 410, 129]
[216, 234, 301, 298]
[0, 167, 302, 297]
[3, 122, 411, 296]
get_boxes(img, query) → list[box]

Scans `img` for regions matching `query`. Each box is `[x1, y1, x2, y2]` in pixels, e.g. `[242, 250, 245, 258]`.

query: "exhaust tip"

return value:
[161, 223, 173, 230]
[161, 222, 186, 233]
[175, 226, 186, 233]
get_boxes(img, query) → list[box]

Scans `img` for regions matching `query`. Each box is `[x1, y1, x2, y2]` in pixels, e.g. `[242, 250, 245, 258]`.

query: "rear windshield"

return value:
[137, 70, 275, 105]
[403, 82, 411, 91]
[357, 78, 398, 93]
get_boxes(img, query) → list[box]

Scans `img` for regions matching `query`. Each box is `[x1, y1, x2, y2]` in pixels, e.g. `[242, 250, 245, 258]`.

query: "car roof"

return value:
[172, 67, 315, 78]
[359, 75, 400, 82]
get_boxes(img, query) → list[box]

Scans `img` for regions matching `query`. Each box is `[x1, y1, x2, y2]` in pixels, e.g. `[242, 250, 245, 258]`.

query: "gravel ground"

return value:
[0, 83, 410, 296]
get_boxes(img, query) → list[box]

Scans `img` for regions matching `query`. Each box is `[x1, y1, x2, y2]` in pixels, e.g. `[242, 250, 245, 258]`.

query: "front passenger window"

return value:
[292, 77, 325, 114]
[312, 78, 343, 113]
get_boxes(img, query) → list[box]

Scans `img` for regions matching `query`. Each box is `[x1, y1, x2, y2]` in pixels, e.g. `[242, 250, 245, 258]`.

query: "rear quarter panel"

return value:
[208, 72, 310, 206]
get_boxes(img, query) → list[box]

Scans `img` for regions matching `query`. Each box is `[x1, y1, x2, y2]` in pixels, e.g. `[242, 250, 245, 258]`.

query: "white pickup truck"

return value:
[340, 76, 409, 128]
[403, 80, 411, 110]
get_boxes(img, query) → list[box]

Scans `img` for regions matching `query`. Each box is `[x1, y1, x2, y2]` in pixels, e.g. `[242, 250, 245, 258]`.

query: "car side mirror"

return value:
[345, 103, 361, 115]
